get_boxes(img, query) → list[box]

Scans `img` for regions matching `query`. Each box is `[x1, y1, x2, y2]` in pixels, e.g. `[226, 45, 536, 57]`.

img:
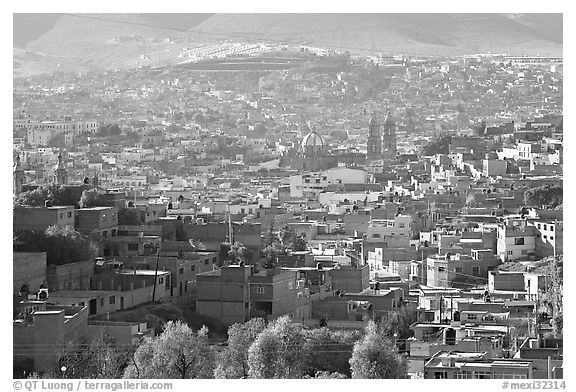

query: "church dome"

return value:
[301, 130, 325, 150]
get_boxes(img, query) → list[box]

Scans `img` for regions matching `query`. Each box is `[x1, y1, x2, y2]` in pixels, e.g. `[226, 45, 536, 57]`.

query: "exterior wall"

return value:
[196, 267, 251, 325]
[195, 266, 302, 325]
[532, 221, 563, 257]
[497, 226, 537, 262]
[88, 321, 152, 344]
[331, 265, 370, 293]
[343, 288, 404, 314]
[366, 215, 413, 245]
[488, 271, 526, 292]
[426, 254, 500, 288]
[524, 274, 546, 302]
[14, 206, 75, 231]
[344, 213, 371, 236]
[76, 207, 119, 237]
[325, 167, 366, 184]
[46, 259, 95, 291]
[13, 252, 47, 294]
[388, 260, 412, 280]
[482, 159, 507, 177]
[13, 306, 88, 372]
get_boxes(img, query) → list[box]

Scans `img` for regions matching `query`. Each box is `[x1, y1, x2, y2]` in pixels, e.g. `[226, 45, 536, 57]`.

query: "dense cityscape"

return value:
[13, 16, 563, 381]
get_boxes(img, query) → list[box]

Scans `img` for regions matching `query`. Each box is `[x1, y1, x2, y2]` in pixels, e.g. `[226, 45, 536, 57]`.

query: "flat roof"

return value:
[116, 269, 170, 276]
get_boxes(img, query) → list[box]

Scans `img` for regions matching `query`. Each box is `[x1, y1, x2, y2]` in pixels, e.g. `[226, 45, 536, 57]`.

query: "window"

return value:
[128, 243, 139, 251]
[438, 266, 446, 272]
[191, 265, 196, 272]
[507, 251, 513, 256]
[372, 233, 381, 238]
[521, 250, 528, 255]
[550, 226, 554, 232]
[159, 277, 164, 284]
[514, 237, 525, 246]
[109, 296, 115, 305]
[179, 267, 184, 275]
[474, 371, 491, 379]
[59, 213, 64, 219]
[399, 223, 405, 229]
[467, 313, 478, 320]
[472, 266, 480, 276]
[315, 179, 320, 183]
[204, 259, 209, 265]
[68, 212, 73, 218]
[254, 285, 264, 294]
[100, 298, 104, 306]
[434, 371, 448, 379]
[288, 281, 294, 290]
[455, 267, 463, 273]
[550, 236, 554, 241]
[457, 371, 473, 379]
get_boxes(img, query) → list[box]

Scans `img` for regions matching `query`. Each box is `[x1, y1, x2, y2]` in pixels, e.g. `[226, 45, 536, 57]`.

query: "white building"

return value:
[366, 215, 414, 247]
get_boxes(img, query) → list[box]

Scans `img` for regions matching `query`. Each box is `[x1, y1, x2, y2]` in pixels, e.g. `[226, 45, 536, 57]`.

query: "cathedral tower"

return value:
[382, 110, 397, 159]
[13, 153, 25, 195]
[367, 113, 381, 160]
[54, 151, 68, 185]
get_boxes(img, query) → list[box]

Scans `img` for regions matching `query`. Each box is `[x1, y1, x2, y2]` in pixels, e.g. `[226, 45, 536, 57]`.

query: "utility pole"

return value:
[152, 240, 161, 302]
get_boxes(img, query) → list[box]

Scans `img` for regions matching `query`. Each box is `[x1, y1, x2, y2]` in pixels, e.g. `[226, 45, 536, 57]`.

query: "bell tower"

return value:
[54, 150, 68, 185]
[13, 153, 25, 195]
[367, 113, 381, 160]
[382, 109, 397, 159]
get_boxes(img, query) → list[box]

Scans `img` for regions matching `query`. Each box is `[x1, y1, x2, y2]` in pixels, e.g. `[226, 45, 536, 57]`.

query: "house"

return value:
[75, 207, 119, 239]
[497, 223, 538, 261]
[425, 250, 500, 288]
[529, 220, 563, 258]
[121, 250, 219, 297]
[195, 265, 307, 326]
[424, 351, 533, 379]
[14, 304, 88, 372]
[14, 206, 75, 231]
[365, 215, 414, 246]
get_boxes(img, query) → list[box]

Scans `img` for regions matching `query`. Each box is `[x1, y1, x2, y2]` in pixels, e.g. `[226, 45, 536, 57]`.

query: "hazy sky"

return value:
[13, 13, 214, 48]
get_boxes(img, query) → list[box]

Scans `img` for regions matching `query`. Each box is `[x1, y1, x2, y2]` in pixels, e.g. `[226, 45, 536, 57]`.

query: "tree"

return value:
[261, 224, 284, 269]
[118, 208, 140, 225]
[14, 184, 88, 208]
[524, 185, 563, 209]
[539, 256, 563, 337]
[420, 135, 451, 156]
[303, 327, 359, 378]
[349, 321, 408, 379]
[280, 225, 308, 252]
[214, 318, 266, 378]
[124, 321, 215, 379]
[261, 245, 279, 269]
[378, 307, 418, 353]
[247, 316, 308, 378]
[291, 235, 308, 252]
[78, 189, 109, 208]
[58, 332, 134, 379]
[228, 242, 250, 265]
[14, 225, 101, 266]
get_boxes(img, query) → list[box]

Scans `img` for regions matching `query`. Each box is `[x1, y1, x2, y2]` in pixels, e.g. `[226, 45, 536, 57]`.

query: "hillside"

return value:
[14, 13, 563, 77]
[193, 13, 563, 57]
